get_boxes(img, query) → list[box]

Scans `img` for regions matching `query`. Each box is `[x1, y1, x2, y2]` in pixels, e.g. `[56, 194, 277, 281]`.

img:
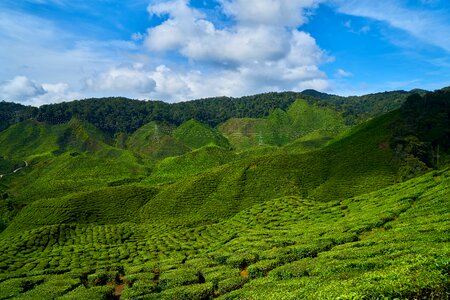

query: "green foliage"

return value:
[146, 145, 237, 184]
[173, 119, 230, 150]
[217, 276, 248, 295]
[158, 282, 214, 300]
[0, 157, 22, 174]
[391, 90, 450, 174]
[219, 99, 347, 150]
[27, 90, 419, 137]
[0, 101, 37, 133]
[0, 168, 448, 298]
[0, 89, 449, 299]
[59, 285, 114, 300]
[127, 121, 190, 160]
[3, 185, 158, 233]
[159, 269, 201, 290]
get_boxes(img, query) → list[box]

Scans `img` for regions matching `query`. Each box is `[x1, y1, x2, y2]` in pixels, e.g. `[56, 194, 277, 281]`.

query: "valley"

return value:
[0, 89, 448, 299]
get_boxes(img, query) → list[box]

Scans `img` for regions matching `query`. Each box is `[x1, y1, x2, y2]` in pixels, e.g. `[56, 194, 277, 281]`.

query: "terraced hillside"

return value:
[218, 99, 347, 150]
[0, 90, 449, 299]
[0, 167, 448, 299]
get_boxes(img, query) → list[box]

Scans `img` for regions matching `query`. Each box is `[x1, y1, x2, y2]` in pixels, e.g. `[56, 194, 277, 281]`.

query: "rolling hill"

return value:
[0, 88, 448, 299]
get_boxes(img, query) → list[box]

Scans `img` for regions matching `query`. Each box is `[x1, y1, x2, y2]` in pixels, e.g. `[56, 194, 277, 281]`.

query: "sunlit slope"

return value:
[2, 185, 159, 234]
[127, 121, 190, 160]
[215, 168, 450, 299]
[139, 112, 396, 228]
[0, 119, 148, 203]
[0, 118, 110, 159]
[218, 99, 347, 150]
[145, 145, 237, 185]
[0, 167, 448, 299]
[172, 119, 230, 150]
[0, 120, 67, 159]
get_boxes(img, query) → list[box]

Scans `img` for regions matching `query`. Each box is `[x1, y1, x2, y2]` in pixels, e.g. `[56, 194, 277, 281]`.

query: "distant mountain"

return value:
[0, 88, 429, 135]
[300, 89, 337, 99]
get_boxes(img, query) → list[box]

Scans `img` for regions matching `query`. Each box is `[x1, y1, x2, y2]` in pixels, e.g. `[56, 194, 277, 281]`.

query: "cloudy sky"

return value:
[1, 0, 449, 106]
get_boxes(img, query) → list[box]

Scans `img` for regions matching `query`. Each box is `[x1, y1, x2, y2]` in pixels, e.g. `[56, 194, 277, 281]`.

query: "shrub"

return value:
[159, 269, 200, 290]
[225, 253, 259, 269]
[217, 276, 248, 295]
[247, 259, 280, 279]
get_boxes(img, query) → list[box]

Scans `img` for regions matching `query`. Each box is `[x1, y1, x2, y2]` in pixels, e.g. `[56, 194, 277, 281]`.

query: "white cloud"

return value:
[220, 0, 320, 26]
[146, 1, 292, 64]
[1, 0, 333, 103]
[0, 76, 79, 106]
[332, 0, 450, 52]
[336, 69, 353, 78]
[85, 64, 156, 94]
[0, 9, 132, 96]
[141, 0, 330, 100]
[0, 76, 46, 101]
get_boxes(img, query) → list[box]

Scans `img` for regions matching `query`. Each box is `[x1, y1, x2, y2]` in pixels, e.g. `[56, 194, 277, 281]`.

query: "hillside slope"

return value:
[0, 90, 448, 299]
[138, 111, 395, 228]
[0, 167, 447, 299]
[219, 99, 347, 150]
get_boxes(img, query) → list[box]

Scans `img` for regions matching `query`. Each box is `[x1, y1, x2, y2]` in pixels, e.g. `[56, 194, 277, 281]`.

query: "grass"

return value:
[0, 101, 448, 299]
[0, 158, 22, 174]
[173, 119, 230, 150]
[126, 121, 190, 161]
[144, 144, 237, 185]
[218, 99, 347, 150]
[0, 167, 448, 299]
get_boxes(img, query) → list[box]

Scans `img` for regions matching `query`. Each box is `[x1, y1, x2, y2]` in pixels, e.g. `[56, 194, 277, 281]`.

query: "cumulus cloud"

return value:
[85, 64, 156, 94]
[0, 76, 46, 101]
[0, 76, 78, 106]
[140, 0, 330, 100]
[220, 0, 320, 26]
[2, 0, 333, 103]
[145, 1, 292, 65]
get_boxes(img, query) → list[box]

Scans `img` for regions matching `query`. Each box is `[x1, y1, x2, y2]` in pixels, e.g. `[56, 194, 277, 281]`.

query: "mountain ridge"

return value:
[0, 88, 448, 299]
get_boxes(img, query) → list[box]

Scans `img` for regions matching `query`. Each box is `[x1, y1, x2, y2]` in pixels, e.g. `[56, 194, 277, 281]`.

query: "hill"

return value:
[1, 89, 419, 136]
[219, 99, 346, 150]
[0, 101, 37, 132]
[0, 166, 448, 299]
[126, 121, 190, 161]
[172, 120, 230, 150]
[0, 88, 448, 299]
[137, 110, 396, 229]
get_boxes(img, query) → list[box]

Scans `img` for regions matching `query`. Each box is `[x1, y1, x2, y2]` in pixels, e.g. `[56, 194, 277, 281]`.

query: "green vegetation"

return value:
[127, 121, 190, 161]
[0, 88, 448, 299]
[391, 90, 450, 180]
[1, 89, 419, 136]
[0, 101, 37, 132]
[172, 120, 230, 150]
[219, 99, 346, 150]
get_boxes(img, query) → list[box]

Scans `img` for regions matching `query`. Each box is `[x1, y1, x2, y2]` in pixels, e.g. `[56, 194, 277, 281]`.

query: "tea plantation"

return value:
[0, 92, 448, 299]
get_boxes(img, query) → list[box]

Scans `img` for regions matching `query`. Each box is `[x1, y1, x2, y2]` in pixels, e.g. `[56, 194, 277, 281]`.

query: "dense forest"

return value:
[1, 89, 420, 136]
[391, 90, 450, 179]
[0, 102, 37, 132]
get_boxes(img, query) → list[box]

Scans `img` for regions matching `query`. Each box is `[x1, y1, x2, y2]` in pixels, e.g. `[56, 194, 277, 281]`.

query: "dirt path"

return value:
[0, 161, 28, 179]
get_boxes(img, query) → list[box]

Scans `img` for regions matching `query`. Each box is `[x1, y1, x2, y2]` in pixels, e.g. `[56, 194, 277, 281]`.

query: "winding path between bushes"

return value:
[0, 161, 28, 179]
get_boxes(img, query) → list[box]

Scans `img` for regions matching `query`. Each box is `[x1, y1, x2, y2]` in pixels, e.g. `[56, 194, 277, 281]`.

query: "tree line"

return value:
[391, 89, 450, 179]
[0, 89, 429, 135]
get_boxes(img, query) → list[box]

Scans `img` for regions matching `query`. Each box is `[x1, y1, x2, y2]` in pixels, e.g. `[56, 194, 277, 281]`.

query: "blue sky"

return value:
[0, 0, 449, 105]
